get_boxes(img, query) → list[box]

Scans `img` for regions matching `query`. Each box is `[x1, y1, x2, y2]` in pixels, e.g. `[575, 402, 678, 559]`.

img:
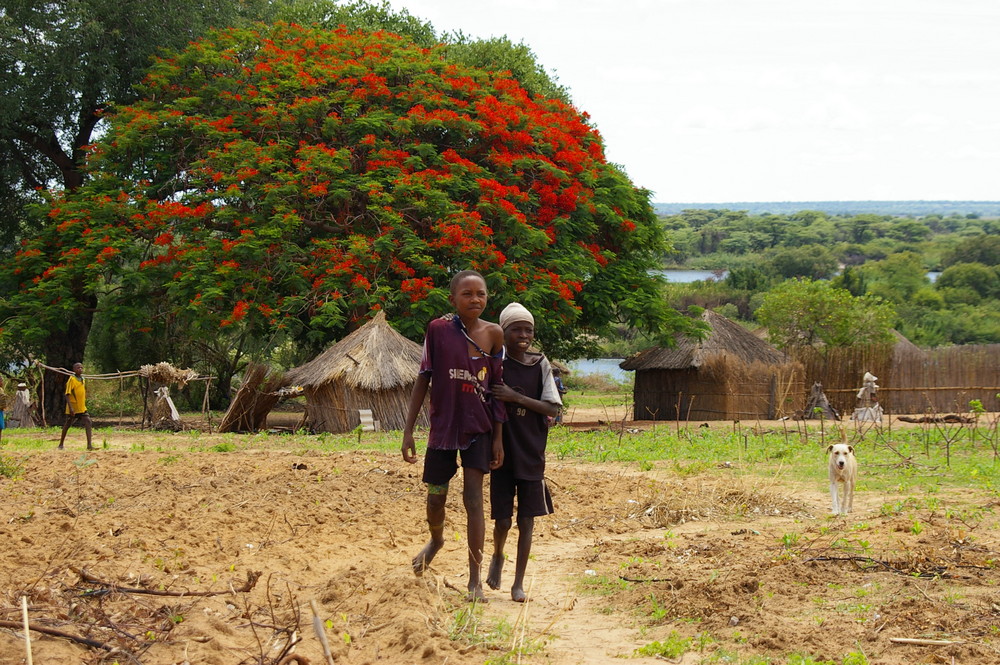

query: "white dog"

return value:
[827, 443, 857, 515]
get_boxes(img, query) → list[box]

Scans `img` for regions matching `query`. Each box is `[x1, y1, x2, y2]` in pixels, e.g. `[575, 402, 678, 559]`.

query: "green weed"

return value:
[634, 631, 691, 658]
[0, 454, 25, 479]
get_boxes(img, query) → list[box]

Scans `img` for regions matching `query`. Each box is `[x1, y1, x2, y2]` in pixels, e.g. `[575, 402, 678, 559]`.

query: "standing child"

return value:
[486, 303, 562, 602]
[58, 362, 94, 450]
[401, 270, 506, 602]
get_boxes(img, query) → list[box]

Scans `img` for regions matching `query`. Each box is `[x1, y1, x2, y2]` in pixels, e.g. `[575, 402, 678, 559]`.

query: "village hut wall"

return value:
[302, 382, 417, 433]
[632, 357, 803, 421]
[624, 311, 804, 421]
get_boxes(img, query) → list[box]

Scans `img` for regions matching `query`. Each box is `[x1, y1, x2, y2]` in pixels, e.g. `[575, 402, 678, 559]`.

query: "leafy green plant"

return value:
[0, 454, 25, 479]
[842, 651, 870, 665]
[781, 532, 801, 548]
[786, 654, 835, 665]
[577, 573, 630, 596]
[634, 631, 691, 658]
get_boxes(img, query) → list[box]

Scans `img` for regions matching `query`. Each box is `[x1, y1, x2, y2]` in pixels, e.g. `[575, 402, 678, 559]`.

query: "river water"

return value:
[568, 358, 629, 382]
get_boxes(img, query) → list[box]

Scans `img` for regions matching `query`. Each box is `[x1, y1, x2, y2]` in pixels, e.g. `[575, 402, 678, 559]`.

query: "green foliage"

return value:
[755, 279, 895, 349]
[936, 262, 1000, 301]
[0, 453, 25, 479]
[769, 246, 838, 280]
[1, 22, 691, 379]
[0, 0, 278, 243]
[858, 252, 930, 304]
[657, 208, 1000, 346]
[942, 234, 1000, 268]
[634, 632, 691, 658]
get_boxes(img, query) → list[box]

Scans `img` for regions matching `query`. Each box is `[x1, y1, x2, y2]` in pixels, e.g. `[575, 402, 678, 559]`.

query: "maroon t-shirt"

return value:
[420, 315, 505, 450]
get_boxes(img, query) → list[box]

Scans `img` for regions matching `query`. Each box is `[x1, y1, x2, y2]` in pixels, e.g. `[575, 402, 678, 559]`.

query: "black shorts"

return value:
[490, 468, 554, 520]
[422, 435, 492, 486]
[65, 411, 92, 425]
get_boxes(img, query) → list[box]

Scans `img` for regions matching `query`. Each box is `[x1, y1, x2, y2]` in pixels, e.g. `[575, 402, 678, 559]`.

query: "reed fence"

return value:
[789, 343, 1000, 415]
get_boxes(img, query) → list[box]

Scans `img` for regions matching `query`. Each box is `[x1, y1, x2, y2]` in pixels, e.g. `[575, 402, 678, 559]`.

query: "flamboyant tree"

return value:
[0, 22, 690, 400]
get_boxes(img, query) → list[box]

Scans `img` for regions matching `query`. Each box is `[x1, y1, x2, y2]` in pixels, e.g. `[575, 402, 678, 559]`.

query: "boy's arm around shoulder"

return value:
[491, 384, 561, 418]
[491, 353, 561, 418]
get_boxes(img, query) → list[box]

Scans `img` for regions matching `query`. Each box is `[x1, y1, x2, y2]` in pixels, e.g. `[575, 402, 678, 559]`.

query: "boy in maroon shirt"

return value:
[402, 270, 506, 602]
[487, 302, 562, 602]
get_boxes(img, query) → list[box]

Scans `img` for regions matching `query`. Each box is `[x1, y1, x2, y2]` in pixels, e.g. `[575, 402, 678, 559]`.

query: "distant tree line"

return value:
[653, 201, 1000, 218]
[657, 209, 1000, 348]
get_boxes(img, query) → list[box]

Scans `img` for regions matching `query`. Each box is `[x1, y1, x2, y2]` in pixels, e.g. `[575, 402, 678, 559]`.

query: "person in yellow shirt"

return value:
[58, 362, 93, 450]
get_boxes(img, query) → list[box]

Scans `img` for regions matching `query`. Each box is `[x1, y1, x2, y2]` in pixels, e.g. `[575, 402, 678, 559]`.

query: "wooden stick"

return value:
[21, 596, 33, 665]
[310, 599, 336, 665]
[0, 619, 113, 651]
[889, 637, 963, 646]
[72, 567, 261, 596]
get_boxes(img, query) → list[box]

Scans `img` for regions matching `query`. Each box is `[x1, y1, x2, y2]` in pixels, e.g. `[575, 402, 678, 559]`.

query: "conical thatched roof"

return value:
[285, 310, 422, 390]
[891, 329, 925, 360]
[620, 310, 787, 371]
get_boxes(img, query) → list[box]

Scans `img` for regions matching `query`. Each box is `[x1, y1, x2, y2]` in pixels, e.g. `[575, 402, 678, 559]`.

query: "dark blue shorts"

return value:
[422, 435, 492, 486]
[490, 468, 554, 520]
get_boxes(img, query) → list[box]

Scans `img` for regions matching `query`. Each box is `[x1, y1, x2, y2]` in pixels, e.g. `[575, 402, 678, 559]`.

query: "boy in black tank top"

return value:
[487, 303, 562, 602]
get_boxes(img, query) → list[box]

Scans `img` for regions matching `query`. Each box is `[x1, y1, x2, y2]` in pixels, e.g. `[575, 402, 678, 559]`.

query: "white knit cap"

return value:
[499, 302, 534, 330]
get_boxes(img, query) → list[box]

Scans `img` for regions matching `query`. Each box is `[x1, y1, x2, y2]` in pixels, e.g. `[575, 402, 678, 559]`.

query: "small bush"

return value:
[0, 454, 26, 479]
[635, 631, 691, 658]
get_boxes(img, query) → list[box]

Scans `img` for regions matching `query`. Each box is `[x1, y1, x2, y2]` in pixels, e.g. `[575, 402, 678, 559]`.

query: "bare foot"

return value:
[411, 540, 442, 577]
[486, 554, 504, 590]
[511, 585, 527, 603]
[466, 584, 488, 603]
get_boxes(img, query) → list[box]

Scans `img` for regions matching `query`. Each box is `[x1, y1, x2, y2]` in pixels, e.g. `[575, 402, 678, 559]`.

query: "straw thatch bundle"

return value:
[139, 362, 198, 386]
[621, 310, 804, 421]
[218, 363, 286, 433]
[284, 310, 427, 433]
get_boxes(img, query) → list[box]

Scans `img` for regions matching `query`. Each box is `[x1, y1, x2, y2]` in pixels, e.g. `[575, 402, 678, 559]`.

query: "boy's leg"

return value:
[412, 488, 447, 576]
[487, 517, 512, 590]
[414, 449, 458, 576]
[58, 415, 72, 449]
[508, 479, 553, 602]
[462, 467, 487, 601]
[511, 515, 535, 602]
[487, 469, 515, 591]
[82, 413, 94, 450]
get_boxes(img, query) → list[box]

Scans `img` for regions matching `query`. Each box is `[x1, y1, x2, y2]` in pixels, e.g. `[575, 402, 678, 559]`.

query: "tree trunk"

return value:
[41, 310, 94, 425]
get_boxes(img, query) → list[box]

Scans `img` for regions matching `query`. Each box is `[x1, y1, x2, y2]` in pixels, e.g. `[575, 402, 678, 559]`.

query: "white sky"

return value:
[384, 0, 1000, 203]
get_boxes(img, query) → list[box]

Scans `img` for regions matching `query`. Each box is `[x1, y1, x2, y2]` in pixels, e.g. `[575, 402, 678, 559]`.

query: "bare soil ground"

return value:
[1, 408, 998, 665]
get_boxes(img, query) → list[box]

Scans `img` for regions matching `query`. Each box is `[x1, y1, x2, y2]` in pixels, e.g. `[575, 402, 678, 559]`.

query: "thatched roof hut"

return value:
[620, 310, 804, 421]
[284, 311, 427, 433]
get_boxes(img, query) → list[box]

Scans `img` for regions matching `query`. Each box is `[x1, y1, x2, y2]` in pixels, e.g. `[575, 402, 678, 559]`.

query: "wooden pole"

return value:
[204, 378, 213, 433]
[310, 599, 336, 665]
[21, 596, 33, 665]
[38, 363, 46, 428]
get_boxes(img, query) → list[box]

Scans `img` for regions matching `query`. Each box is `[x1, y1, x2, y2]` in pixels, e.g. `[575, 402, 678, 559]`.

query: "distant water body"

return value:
[568, 358, 628, 382]
[654, 269, 729, 283]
